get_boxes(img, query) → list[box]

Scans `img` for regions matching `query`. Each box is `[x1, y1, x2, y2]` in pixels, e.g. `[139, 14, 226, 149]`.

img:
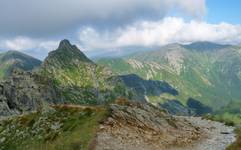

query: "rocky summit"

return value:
[0, 40, 185, 116]
[0, 40, 132, 116]
[43, 39, 93, 67]
[39, 40, 131, 104]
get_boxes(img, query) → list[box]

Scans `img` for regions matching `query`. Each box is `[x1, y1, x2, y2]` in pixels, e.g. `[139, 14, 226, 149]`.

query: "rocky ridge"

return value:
[95, 101, 202, 150]
[0, 69, 60, 116]
[39, 39, 131, 104]
[0, 40, 187, 117]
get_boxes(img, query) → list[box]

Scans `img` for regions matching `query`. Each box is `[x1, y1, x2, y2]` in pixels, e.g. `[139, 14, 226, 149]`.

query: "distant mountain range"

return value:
[0, 50, 41, 78]
[0, 40, 239, 149]
[1, 40, 240, 116]
[97, 42, 241, 110]
[0, 40, 183, 116]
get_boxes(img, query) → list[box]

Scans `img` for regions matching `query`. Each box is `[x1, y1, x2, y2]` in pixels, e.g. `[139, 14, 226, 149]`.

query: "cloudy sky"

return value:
[0, 0, 241, 59]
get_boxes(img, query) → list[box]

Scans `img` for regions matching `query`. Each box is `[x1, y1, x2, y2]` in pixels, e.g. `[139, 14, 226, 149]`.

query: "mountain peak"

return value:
[58, 39, 72, 49]
[0, 50, 42, 78]
[0, 50, 41, 64]
[57, 39, 78, 53]
[45, 39, 92, 64]
[183, 41, 231, 51]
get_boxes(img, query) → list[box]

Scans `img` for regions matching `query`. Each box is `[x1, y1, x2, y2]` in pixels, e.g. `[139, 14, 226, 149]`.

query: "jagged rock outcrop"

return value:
[0, 69, 60, 116]
[95, 101, 202, 150]
[159, 100, 194, 116]
[42, 39, 93, 69]
[159, 98, 212, 116]
[0, 40, 162, 116]
[39, 39, 131, 104]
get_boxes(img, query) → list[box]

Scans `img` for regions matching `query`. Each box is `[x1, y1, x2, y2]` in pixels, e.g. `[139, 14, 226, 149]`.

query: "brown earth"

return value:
[94, 103, 203, 150]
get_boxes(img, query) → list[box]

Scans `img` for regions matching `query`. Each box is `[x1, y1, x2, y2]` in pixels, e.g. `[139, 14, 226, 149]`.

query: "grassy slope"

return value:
[39, 40, 130, 105]
[0, 51, 41, 79]
[227, 127, 241, 150]
[204, 102, 241, 126]
[0, 63, 12, 78]
[0, 105, 108, 150]
[97, 45, 241, 109]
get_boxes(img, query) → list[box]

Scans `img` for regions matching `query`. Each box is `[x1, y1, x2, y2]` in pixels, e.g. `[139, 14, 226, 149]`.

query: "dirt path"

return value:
[171, 116, 236, 150]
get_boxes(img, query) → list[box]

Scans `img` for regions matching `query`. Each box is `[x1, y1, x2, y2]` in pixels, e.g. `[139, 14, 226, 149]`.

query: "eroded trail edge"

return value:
[172, 116, 236, 150]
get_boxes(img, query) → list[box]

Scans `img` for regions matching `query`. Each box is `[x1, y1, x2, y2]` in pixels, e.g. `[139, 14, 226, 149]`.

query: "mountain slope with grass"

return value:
[38, 39, 131, 105]
[0, 40, 129, 116]
[1, 40, 189, 116]
[97, 42, 241, 109]
[0, 100, 219, 150]
[0, 105, 108, 150]
[0, 50, 41, 79]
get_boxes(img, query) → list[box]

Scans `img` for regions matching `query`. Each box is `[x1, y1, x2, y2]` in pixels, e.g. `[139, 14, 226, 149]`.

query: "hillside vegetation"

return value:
[39, 40, 131, 105]
[0, 105, 108, 150]
[0, 50, 41, 79]
[97, 42, 241, 110]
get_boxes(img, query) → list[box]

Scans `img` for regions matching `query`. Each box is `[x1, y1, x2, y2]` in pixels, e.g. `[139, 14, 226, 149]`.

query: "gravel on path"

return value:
[171, 116, 236, 150]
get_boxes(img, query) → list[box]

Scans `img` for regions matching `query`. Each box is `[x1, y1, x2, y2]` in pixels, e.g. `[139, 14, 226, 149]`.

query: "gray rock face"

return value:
[159, 99, 213, 116]
[96, 102, 202, 150]
[160, 100, 194, 116]
[39, 40, 132, 105]
[0, 69, 60, 116]
[0, 96, 14, 116]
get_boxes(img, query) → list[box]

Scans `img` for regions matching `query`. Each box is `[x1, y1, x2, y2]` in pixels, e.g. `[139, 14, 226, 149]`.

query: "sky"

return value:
[0, 0, 241, 59]
[206, 0, 241, 24]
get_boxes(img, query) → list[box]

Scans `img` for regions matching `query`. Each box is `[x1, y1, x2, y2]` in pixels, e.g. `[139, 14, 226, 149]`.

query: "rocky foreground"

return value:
[0, 101, 236, 150]
[94, 101, 236, 150]
[171, 117, 236, 150]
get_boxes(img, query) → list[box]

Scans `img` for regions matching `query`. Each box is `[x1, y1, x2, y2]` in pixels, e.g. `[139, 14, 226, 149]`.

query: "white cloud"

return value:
[0, 37, 36, 51]
[0, 37, 60, 59]
[78, 17, 241, 50]
[38, 41, 59, 51]
[0, 0, 206, 36]
[1, 17, 241, 59]
[0, 37, 58, 51]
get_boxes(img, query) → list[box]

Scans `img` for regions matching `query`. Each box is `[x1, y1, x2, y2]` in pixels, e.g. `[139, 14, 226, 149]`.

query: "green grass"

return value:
[0, 50, 41, 79]
[0, 105, 109, 150]
[204, 101, 241, 126]
[97, 46, 241, 110]
[0, 63, 12, 78]
[147, 93, 178, 104]
[40, 57, 128, 104]
[227, 127, 241, 150]
[204, 114, 238, 126]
